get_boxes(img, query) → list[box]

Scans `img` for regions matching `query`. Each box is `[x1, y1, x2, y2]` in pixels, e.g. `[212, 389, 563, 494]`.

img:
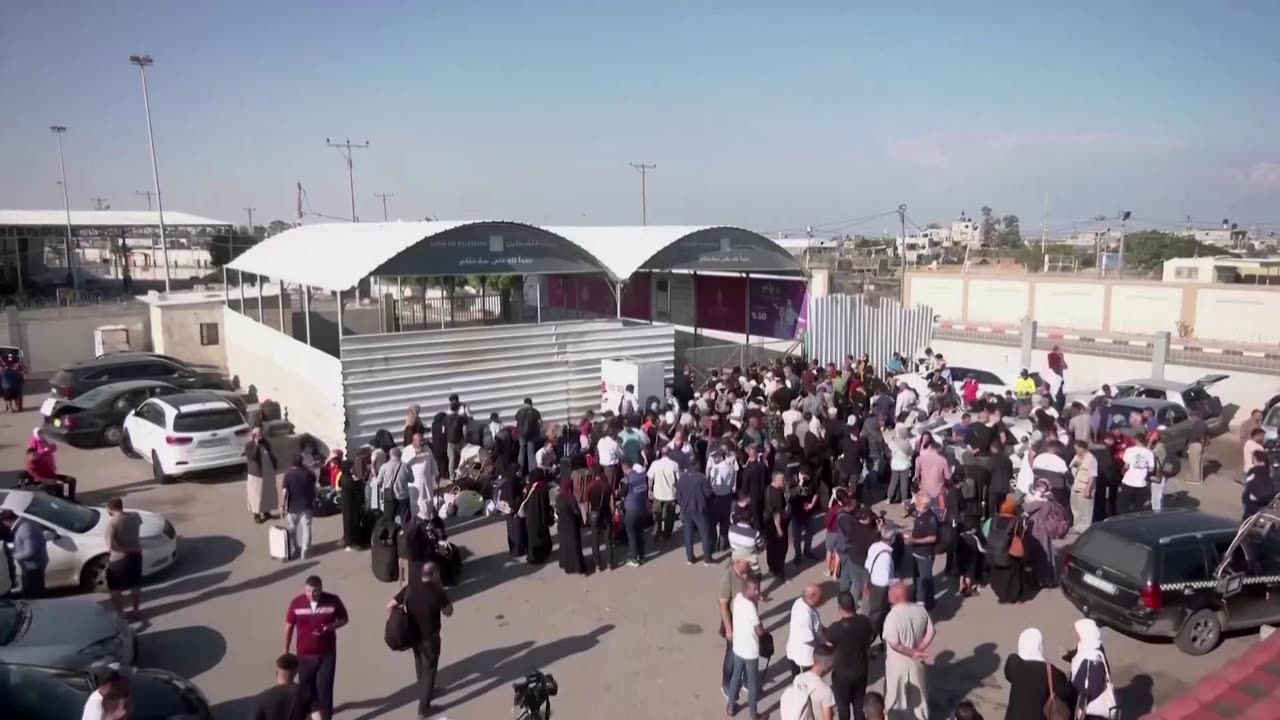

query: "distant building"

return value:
[949, 215, 981, 247]
[1162, 256, 1280, 285]
[1065, 229, 1120, 247]
[1185, 227, 1250, 248]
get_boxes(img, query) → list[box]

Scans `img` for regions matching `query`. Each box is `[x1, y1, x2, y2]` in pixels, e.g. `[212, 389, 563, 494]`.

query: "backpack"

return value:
[1041, 498, 1071, 540]
[779, 677, 818, 720]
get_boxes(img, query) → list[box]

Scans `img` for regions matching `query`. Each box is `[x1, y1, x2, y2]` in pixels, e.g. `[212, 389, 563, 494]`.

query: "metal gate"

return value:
[806, 294, 935, 369]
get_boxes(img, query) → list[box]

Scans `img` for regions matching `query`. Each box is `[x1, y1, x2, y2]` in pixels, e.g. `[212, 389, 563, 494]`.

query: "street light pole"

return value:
[244, 207, 256, 235]
[135, 190, 154, 211]
[50, 125, 77, 291]
[130, 54, 171, 292]
[326, 139, 369, 222]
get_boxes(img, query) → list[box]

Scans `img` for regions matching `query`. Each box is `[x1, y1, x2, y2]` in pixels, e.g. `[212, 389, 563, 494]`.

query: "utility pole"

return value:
[92, 197, 110, 211]
[136, 190, 155, 211]
[1040, 192, 1049, 271]
[630, 163, 656, 225]
[326, 138, 369, 222]
[373, 193, 394, 221]
[244, 207, 256, 236]
[50, 125, 78, 290]
[897, 204, 908, 263]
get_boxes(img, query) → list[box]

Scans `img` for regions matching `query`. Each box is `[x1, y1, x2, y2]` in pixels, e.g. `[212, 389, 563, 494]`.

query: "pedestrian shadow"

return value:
[1115, 673, 1155, 718]
[78, 478, 157, 505]
[164, 535, 246, 581]
[928, 642, 1002, 715]
[444, 513, 502, 537]
[210, 694, 257, 720]
[138, 625, 227, 679]
[1162, 491, 1200, 511]
[143, 570, 230, 603]
[445, 546, 555, 603]
[337, 625, 615, 720]
[141, 560, 318, 618]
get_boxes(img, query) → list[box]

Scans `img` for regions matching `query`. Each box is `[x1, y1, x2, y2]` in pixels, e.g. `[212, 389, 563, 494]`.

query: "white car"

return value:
[895, 367, 1045, 413]
[911, 412, 1036, 461]
[120, 392, 250, 484]
[0, 490, 178, 593]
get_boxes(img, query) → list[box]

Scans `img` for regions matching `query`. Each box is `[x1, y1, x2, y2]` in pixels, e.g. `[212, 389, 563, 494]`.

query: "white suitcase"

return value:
[268, 524, 294, 561]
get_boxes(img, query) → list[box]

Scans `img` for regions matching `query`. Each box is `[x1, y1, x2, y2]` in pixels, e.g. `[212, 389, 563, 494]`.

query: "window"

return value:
[1160, 544, 1208, 584]
[1073, 530, 1152, 579]
[1174, 267, 1200, 280]
[173, 409, 244, 432]
[1135, 388, 1167, 400]
[22, 492, 101, 534]
[136, 402, 165, 426]
[200, 322, 220, 346]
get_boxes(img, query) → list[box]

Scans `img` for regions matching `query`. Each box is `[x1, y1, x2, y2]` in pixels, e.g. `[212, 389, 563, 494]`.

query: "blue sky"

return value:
[2, 1, 1278, 237]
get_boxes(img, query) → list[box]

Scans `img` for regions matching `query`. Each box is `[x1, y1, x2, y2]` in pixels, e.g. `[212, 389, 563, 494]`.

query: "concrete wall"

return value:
[1033, 282, 1105, 330]
[7, 303, 151, 375]
[224, 306, 345, 448]
[1195, 289, 1280, 344]
[906, 271, 1280, 346]
[931, 337, 1279, 415]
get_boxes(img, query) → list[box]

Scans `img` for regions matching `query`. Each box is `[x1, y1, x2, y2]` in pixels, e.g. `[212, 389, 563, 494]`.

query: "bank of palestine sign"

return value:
[370, 222, 603, 277]
[639, 227, 802, 274]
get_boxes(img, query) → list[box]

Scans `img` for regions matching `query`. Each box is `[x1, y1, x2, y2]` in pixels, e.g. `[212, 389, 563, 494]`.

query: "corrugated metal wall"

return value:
[341, 319, 675, 446]
[223, 307, 347, 447]
[807, 294, 935, 369]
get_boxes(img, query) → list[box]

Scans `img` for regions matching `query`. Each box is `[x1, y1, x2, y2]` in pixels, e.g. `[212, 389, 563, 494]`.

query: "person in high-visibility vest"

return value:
[1014, 369, 1037, 399]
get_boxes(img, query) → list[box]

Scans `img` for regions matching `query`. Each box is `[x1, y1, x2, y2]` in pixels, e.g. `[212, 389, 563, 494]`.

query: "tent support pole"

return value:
[277, 281, 285, 332]
[743, 271, 751, 347]
[238, 270, 246, 316]
[303, 285, 312, 346]
[256, 274, 264, 322]
[692, 271, 699, 347]
[377, 277, 385, 333]
[222, 266, 228, 305]
[535, 276, 542, 324]
[337, 287, 345, 341]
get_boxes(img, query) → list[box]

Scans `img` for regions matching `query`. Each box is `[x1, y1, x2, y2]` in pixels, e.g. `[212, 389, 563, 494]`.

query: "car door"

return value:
[17, 513, 81, 588]
[1211, 533, 1280, 629]
[127, 401, 166, 456]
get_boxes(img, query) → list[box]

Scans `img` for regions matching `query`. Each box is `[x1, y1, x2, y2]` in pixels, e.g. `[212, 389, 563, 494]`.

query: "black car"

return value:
[42, 381, 247, 449]
[48, 353, 232, 402]
[0, 662, 211, 720]
[1062, 507, 1280, 655]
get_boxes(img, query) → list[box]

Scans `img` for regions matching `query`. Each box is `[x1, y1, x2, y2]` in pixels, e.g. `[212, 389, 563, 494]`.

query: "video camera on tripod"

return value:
[512, 670, 558, 719]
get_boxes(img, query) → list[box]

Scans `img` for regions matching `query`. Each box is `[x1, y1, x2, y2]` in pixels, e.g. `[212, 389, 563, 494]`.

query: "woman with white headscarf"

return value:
[1002, 627, 1074, 720]
[1070, 619, 1116, 719]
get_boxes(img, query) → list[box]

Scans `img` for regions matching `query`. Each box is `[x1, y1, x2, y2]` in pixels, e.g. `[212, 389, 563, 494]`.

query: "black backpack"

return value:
[384, 604, 413, 652]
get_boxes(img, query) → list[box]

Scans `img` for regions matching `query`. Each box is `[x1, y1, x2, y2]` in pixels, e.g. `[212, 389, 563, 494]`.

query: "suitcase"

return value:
[269, 524, 295, 561]
[370, 516, 400, 583]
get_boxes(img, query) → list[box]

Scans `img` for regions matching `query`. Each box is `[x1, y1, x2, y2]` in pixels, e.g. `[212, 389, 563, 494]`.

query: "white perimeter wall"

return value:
[1108, 285, 1183, 336]
[1033, 283, 1104, 330]
[340, 319, 675, 447]
[966, 279, 1029, 325]
[908, 276, 964, 320]
[223, 307, 345, 448]
[1195, 289, 1280, 344]
[932, 338, 1280, 416]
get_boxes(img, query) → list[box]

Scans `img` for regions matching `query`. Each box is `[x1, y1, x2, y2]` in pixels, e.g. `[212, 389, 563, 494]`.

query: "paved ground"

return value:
[2, 396, 1262, 720]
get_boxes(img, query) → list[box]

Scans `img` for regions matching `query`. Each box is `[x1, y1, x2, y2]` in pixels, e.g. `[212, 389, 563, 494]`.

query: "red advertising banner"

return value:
[544, 273, 652, 320]
[695, 274, 747, 333]
[620, 272, 651, 320]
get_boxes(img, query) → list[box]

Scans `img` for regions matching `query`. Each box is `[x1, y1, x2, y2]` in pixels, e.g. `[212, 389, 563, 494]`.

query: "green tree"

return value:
[267, 219, 293, 236]
[996, 214, 1022, 247]
[980, 205, 995, 245]
[1121, 231, 1219, 272]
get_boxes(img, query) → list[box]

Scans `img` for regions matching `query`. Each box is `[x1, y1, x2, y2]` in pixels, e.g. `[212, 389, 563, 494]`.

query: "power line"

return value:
[135, 190, 154, 211]
[326, 138, 369, 222]
[373, 193, 394, 222]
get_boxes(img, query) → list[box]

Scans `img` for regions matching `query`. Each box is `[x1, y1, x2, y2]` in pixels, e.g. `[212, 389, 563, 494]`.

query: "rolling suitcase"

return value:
[269, 524, 295, 561]
[370, 516, 400, 583]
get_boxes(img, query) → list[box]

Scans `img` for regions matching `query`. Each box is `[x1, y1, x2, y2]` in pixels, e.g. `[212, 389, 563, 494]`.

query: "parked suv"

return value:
[1062, 506, 1280, 655]
[48, 353, 232, 401]
[121, 393, 250, 483]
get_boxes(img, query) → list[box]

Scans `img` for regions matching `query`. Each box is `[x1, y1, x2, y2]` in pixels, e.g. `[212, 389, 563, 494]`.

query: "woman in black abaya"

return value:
[556, 476, 587, 575]
[523, 468, 555, 564]
[499, 467, 528, 558]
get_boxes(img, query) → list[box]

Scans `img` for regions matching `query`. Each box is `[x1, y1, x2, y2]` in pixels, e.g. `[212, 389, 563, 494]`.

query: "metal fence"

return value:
[677, 335, 801, 374]
[397, 294, 504, 330]
[807, 294, 935, 369]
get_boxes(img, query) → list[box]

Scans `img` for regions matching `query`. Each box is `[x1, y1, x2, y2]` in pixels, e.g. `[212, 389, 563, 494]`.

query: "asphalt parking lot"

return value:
[0, 393, 1263, 720]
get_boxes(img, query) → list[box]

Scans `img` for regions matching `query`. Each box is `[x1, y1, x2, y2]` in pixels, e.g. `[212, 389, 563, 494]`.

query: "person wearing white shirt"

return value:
[1120, 435, 1156, 515]
[727, 580, 765, 719]
[401, 437, 440, 517]
[647, 448, 681, 542]
[786, 584, 826, 678]
[894, 384, 917, 419]
[81, 669, 126, 720]
[781, 404, 804, 437]
[534, 440, 557, 471]
[864, 526, 898, 639]
[708, 450, 738, 551]
[596, 432, 623, 484]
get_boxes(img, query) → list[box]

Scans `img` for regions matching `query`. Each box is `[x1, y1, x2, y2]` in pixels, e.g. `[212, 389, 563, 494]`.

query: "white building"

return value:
[949, 216, 981, 246]
[1186, 227, 1249, 248]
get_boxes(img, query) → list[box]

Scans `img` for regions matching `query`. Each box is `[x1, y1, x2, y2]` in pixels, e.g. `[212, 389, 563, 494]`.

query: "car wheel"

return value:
[120, 431, 141, 459]
[101, 423, 123, 446]
[1175, 609, 1223, 655]
[80, 554, 110, 593]
[152, 451, 174, 485]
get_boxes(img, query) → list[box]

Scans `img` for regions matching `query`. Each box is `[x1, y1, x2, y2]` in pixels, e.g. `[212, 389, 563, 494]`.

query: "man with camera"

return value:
[388, 561, 453, 719]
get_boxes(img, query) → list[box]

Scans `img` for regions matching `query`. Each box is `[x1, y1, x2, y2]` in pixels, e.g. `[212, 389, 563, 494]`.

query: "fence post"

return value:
[1019, 317, 1037, 369]
[1151, 331, 1171, 380]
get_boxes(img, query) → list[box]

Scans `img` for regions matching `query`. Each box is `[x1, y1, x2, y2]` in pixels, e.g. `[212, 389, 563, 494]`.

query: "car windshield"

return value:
[23, 493, 100, 534]
[70, 384, 132, 407]
[173, 409, 244, 433]
[1265, 406, 1280, 428]
[0, 664, 86, 720]
[0, 600, 30, 645]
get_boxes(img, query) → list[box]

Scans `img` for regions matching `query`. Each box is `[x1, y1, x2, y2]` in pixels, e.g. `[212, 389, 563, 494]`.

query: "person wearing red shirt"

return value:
[284, 576, 348, 720]
[961, 375, 980, 410]
[24, 429, 76, 501]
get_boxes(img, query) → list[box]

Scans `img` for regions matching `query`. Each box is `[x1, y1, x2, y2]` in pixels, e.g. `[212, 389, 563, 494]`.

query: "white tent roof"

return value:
[0, 209, 232, 227]
[227, 220, 802, 291]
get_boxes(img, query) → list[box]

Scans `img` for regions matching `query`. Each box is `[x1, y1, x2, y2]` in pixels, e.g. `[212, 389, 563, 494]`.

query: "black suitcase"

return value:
[371, 517, 400, 583]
